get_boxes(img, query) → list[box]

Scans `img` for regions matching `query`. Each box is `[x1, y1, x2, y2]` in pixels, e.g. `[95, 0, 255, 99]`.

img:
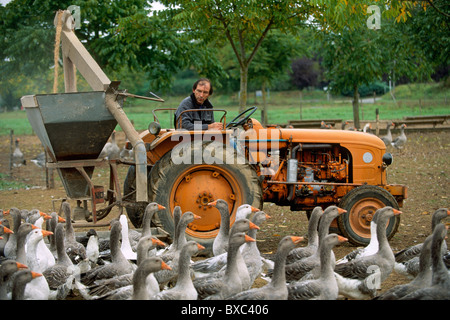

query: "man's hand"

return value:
[208, 122, 224, 130]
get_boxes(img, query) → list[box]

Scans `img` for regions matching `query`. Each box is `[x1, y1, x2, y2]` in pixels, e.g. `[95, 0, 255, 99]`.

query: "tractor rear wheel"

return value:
[148, 140, 263, 256]
[337, 185, 401, 246]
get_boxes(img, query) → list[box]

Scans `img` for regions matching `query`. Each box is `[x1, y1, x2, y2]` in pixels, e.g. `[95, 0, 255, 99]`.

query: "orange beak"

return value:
[291, 236, 304, 244]
[337, 208, 347, 214]
[338, 235, 348, 243]
[157, 204, 166, 210]
[58, 216, 66, 223]
[161, 260, 172, 271]
[244, 234, 256, 243]
[2, 226, 14, 234]
[393, 209, 402, 215]
[152, 238, 166, 247]
[248, 221, 260, 230]
[251, 206, 259, 212]
[197, 243, 206, 251]
[41, 230, 53, 237]
[16, 262, 28, 269]
[207, 200, 217, 206]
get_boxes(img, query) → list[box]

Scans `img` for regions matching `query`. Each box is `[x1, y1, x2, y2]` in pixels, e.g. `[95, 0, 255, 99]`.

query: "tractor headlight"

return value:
[382, 152, 393, 166]
[148, 121, 161, 136]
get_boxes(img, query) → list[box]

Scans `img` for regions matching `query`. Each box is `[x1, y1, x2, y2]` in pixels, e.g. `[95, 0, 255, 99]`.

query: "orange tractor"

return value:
[23, 10, 406, 255]
[123, 106, 407, 251]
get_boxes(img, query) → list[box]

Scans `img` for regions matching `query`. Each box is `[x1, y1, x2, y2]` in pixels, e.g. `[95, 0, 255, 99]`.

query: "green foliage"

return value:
[0, 173, 31, 191]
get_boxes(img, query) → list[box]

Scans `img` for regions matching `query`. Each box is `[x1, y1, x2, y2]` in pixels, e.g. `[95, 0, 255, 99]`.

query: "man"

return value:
[174, 78, 224, 130]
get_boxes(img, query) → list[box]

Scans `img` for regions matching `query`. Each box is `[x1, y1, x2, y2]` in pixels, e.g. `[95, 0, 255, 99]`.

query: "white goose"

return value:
[119, 214, 137, 261]
[24, 228, 53, 300]
[337, 208, 381, 264]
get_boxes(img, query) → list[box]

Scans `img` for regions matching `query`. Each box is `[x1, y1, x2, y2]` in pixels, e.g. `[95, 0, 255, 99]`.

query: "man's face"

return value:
[193, 82, 211, 105]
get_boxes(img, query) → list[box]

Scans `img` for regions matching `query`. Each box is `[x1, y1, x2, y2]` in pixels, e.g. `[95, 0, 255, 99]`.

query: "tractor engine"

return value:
[263, 143, 350, 208]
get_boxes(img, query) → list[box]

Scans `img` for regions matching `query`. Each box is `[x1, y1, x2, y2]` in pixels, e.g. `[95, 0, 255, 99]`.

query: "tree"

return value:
[290, 57, 320, 90]
[157, 0, 317, 112]
[0, 0, 151, 109]
[318, 4, 436, 129]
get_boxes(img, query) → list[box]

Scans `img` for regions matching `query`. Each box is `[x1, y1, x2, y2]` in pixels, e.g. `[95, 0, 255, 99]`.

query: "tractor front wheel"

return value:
[338, 185, 401, 246]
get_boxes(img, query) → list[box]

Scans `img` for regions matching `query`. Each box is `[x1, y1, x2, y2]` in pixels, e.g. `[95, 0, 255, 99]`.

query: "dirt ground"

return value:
[0, 129, 449, 298]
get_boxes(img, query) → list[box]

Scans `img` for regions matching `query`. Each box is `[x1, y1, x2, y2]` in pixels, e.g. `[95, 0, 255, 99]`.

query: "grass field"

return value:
[1, 82, 448, 136]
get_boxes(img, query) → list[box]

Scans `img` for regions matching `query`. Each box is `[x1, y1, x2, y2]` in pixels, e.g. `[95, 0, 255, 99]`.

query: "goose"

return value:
[288, 234, 348, 300]
[132, 257, 171, 300]
[380, 122, 395, 146]
[85, 236, 166, 300]
[191, 218, 260, 286]
[155, 206, 181, 258]
[337, 208, 381, 264]
[62, 201, 86, 264]
[282, 206, 346, 282]
[11, 270, 42, 300]
[0, 223, 13, 257]
[25, 209, 47, 225]
[119, 214, 137, 261]
[43, 223, 79, 300]
[375, 233, 433, 300]
[391, 123, 407, 149]
[154, 211, 201, 287]
[47, 212, 65, 257]
[81, 220, 135, 287]
[141, 202, 166, 239]
[362, 123, 372, 133]
[62, 202, 87, 265]
[28, 213, 55, 271]
[226, 235, 304, 300]
[15, 223, 39, 265]
[26, 227, 54, 273]
[120, 139, 134, 162]
[0, 260, 28, 300]
[153, 241, 205, 300]
[12, 138, 26, 167]
[400, 224, 450, 300]
[394, 208, 449, 279]
[241, 211, 270, 285]
[320, 121, 332, 129]
[3, 208, 22, 260]
[24, 228, 53, 300]
[194, 232, 256, 300]
[99, 130, 120, 160]
[286, 206, 323, 264]
[334, 206, 402, 299]
[30, 151, 45, 168]
[191, 204, 259, 275]
[210, 199, 232, 256]
[85, 229, 100, 268]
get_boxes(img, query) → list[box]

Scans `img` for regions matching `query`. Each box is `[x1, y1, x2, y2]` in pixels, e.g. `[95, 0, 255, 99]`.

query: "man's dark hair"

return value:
[193, 78, 213, 95]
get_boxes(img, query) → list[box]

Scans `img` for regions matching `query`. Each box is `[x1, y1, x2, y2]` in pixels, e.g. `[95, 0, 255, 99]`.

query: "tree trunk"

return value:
[352, 85, 360, 129]
[239, 65, 248, 113]
[261, 80, 268, 126]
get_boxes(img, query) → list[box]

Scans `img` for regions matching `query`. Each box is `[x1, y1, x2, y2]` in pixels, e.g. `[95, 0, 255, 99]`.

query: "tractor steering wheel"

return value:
[226, 106, 258, 128]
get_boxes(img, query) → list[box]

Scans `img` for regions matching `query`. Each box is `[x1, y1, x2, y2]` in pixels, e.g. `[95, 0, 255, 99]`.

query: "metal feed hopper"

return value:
[21, 91, 119, 199]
